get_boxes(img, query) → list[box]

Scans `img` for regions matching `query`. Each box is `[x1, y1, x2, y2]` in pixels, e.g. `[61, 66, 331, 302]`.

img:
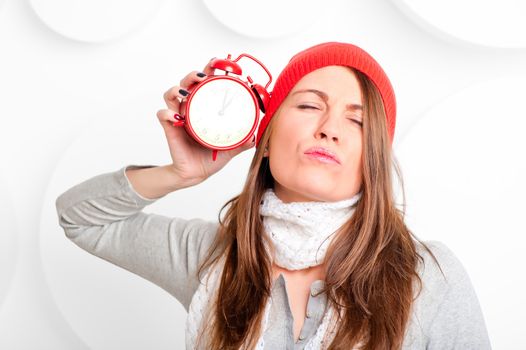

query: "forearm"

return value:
[125, 164, 189, 200]
[55, 164, 220, 311]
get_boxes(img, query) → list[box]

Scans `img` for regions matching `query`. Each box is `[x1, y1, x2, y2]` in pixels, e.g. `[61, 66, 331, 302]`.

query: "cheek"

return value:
[268, 136, 296, 181]
[268, 115, 304, 157]
[345, 159, 363, 183]
[340, 143, 364, 186]
[267, 122, 303, 186]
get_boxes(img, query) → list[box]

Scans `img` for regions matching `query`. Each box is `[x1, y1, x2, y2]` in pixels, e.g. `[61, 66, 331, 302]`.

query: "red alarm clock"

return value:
[172, 53, 272, 161]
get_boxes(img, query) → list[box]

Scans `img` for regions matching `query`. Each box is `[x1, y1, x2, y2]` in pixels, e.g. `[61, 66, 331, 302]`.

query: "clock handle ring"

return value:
[233, 53, 273, 90]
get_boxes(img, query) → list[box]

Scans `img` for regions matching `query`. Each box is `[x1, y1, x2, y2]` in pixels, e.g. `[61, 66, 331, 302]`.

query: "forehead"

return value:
[289, 65, 362, 100]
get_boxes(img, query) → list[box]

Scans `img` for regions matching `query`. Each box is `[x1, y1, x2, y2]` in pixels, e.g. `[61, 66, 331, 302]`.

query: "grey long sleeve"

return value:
[55, 164, 220, 311]
[416, 241, 493, 350]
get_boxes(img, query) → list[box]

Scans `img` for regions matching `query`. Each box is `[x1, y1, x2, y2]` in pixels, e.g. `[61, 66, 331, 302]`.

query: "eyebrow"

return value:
[292, 89, 363, 113]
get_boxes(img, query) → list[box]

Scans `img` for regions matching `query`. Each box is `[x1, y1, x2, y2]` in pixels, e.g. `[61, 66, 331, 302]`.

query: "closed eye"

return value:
[298, 105, 363, 126]
[350, 119, 363, 127]
[298, 104, 319, 110]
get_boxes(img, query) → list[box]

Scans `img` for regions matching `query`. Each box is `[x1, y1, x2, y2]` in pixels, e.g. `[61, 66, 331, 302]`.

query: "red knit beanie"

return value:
[255, 41, 396, 147]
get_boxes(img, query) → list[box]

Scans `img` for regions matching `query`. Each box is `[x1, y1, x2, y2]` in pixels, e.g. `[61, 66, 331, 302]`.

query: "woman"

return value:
[55, 42, 491, 349]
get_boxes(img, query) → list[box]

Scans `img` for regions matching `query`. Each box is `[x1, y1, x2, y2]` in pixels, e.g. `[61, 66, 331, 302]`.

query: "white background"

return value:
[1, 0, 525, 349]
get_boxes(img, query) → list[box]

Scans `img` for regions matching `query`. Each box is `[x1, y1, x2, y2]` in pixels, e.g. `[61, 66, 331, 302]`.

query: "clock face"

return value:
[186, 77, 258, 149]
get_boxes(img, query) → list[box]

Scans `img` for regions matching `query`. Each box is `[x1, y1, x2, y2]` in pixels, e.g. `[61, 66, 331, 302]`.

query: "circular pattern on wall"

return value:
[392, 0, 526, 48]
[202, 0, 336, 38]
[395, 76, 526, 349]
[0, 170, 18, 312]
[29, 0, 164, 43]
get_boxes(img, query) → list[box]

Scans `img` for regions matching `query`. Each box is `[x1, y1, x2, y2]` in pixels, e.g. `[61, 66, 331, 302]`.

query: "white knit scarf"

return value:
[259, 188, 362, 270]
[185, 188, 363, 349]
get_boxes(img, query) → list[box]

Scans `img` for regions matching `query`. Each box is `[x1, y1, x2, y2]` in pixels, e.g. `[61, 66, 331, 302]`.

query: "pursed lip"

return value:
[304, 146, 341, 164]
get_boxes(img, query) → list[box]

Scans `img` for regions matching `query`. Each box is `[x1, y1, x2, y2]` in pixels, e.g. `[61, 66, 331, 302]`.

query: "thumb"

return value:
[241, 135, 256, 152]
[227, 135, 255, 158]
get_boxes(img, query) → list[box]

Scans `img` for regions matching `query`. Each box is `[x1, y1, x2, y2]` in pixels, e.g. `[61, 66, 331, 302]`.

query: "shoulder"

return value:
[412, 240, 471, 300]
[413, 240, 470, 290]
[411, 240, 480, 328]
[406, 244, 491, 349]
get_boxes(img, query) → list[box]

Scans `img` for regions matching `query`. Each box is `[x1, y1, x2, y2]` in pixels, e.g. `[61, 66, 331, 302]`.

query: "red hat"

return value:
[255, 42, 396, 147]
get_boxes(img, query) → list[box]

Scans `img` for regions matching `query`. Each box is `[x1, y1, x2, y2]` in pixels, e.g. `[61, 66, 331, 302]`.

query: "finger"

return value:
[202, 57, 217, 76]
[156, 108, 184, 127]
[232, 135, 256, 156]
[156, 109, 195, 155]
[163, 85, 189, 111]
[242, 134, 256, 150]
[180, 71, 208, 90]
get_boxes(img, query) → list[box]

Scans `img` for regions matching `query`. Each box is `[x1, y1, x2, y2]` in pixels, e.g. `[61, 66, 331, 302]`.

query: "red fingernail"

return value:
[172, 113, 184, 127]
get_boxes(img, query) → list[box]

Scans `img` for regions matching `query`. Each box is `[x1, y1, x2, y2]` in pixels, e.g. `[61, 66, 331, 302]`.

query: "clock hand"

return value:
[219, 89, 229, 115]
[222, 90, 228, 108]
[223, 93, 234, 110]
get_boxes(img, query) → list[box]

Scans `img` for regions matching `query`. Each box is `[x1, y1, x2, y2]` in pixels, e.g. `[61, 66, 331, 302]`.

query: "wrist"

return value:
[162, 165, 203, 191]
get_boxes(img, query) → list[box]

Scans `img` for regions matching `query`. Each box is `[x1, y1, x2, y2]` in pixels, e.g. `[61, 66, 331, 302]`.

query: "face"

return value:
[265, 65, 364, 203]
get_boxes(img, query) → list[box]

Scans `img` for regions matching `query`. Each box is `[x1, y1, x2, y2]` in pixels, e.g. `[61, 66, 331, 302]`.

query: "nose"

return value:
[315, 110, 341, 143]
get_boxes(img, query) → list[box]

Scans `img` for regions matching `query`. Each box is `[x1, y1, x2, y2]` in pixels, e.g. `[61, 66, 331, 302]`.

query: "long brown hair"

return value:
[195, 67, 443, 349]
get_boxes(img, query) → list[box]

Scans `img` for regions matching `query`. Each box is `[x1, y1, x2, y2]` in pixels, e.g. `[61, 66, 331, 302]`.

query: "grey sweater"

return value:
[55, 164, 492, 349]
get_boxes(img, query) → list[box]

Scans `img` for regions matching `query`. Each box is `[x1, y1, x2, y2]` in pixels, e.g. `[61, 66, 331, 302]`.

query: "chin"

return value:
[291, 178, 360, 203]
[280, 182, 337, 203]
[272, 167, 357, 202]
